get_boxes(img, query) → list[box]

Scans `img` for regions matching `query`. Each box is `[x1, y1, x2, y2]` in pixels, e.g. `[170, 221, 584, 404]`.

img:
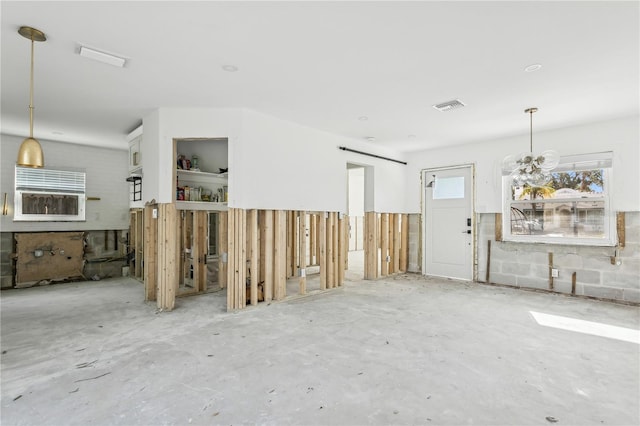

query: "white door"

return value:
[423, 165, 473, 280]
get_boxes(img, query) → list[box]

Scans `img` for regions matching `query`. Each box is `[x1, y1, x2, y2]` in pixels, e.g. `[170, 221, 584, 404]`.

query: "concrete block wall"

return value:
[477, 212, 640, 304]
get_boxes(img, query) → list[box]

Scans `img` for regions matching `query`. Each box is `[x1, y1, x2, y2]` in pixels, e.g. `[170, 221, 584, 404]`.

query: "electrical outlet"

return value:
[551, 268, 559, 278]
[152, 208, 158, 219]
[386, 255, 391, 263]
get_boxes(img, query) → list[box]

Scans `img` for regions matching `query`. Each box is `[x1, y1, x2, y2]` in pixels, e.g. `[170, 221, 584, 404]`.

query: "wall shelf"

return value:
[175, 201, 228, 211]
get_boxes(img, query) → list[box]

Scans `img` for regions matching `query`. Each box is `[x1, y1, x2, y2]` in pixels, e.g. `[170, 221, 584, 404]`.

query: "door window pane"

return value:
[433, 176, 465, 199]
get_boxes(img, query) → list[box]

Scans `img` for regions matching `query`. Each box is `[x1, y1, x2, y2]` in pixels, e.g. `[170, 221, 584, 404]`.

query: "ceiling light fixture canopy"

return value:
[502, 107, 559, 187]
[17, 26, 46, 168]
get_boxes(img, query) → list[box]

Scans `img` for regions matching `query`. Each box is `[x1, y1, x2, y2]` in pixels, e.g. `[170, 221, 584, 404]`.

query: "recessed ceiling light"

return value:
[79, 45, 126, 67]
[365, 136, 376, 142]
[524, 63, 542, 73]
[222, 65, 238, 72]
[358, 116, 369, 121]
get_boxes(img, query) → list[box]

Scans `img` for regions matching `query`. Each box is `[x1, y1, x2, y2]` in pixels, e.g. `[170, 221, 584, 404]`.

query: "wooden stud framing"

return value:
[195, 211, 208, 292]
[286, 211, 294, 278]
[299, 211, 307, 294]
[548, 252, 554, 291]
[400, 214, 409, 272]
[226, 208, 236, 310]
[157, 203, 177, 311]
[364, 212, 378, 280]
[337, 214, 346, 286]
[327, 212, 336, 288]
[218, 211, 228, 289]
[143, 205, 157, 302]
[249, 209, 259, 306]
[617, 212, 625, 247]
[495, 213, 503, 242]
[263, 210, 274, 302]
[380, 213, 389, 276]
[274, 210, 287, 300]
[309, 214, 316, 266]
[392, 213, 400, 274]
[319, 212, 327, 290]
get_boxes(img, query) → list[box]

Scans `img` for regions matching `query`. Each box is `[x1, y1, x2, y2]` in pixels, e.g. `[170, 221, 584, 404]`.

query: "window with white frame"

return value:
[502, 152, 615, 246]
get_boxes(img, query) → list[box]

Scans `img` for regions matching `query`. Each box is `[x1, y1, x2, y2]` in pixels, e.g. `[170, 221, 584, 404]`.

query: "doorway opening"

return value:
[346, 163, 366, 280]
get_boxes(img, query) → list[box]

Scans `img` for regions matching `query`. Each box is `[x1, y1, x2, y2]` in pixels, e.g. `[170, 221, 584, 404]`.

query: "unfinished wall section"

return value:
[477, 212, 640, 304]
[1, 233, 14, 289]
[407, 214, 421, 273]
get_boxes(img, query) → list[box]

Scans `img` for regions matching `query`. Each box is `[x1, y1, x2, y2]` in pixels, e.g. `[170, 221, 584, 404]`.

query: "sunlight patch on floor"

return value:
[530, 311, 640, 344]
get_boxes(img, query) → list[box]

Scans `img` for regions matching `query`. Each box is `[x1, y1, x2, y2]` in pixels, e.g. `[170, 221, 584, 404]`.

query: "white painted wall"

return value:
[145, 108, 410, 213]
[0, 134, 130, 232]
[348, 167, 365, 216]
[406, 116, 640, 213]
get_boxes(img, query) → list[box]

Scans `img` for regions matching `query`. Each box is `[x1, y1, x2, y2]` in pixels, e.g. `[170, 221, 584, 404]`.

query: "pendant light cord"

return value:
[28, 36, 34, 138]
[529, 109, 533, 153]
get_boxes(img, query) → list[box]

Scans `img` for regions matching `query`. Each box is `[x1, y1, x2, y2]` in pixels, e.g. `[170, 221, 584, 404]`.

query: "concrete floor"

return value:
[1, 270, 638, 425]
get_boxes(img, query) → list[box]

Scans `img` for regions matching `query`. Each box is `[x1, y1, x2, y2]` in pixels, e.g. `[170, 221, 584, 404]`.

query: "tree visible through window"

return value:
[503, 152, 614, 245]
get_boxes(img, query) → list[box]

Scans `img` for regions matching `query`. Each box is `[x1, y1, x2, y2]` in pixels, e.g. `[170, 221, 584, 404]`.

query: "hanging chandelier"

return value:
[502, 107, 559, 187]
[16, 26, 47, 168]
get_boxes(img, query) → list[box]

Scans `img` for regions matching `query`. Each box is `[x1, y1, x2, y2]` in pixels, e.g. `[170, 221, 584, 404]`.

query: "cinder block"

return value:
[502, 262, 531, 275]
[554, 253, 584, 269]
[490, 272, 517, 286]
[573, 269, 602, 284]
[582, 285, 624, 301]
[622, 289, 640, 304]
[531, 264, 550, 277]
[553, 280, 574, 295]
[601, 272, 640, 290]
[517, 276, 549, 290]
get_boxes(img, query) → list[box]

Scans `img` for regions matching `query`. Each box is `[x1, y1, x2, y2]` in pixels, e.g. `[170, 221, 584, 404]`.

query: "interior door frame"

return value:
[421, 164, 476, 281]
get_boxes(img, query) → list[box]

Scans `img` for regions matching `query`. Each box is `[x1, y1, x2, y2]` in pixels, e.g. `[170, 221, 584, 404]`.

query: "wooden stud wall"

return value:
[364, 212, 409, 280]
[156, 203, 178, 311]
[364, 212, 378, 280]
[143, 205, 157, 302]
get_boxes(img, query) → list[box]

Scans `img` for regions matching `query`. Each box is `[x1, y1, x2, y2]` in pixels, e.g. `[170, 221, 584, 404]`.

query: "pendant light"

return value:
[502, 107, 559, 187]
[16, 26, 47, 168]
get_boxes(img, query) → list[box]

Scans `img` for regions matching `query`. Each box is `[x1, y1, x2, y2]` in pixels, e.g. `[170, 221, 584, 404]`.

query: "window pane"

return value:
[433, 176, 464, 199]
[510, 200, 606, 238]
[511, 169, 604, 201]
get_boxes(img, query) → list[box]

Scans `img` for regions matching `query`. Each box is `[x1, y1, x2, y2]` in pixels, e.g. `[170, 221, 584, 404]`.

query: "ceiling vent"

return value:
[433, 99, 466, 112]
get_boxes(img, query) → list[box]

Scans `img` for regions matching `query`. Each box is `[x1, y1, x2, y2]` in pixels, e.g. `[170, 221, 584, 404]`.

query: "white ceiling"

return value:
[1, 1, 638, 152]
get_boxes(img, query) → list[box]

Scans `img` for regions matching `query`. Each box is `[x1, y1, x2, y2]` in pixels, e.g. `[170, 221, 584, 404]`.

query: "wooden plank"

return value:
[548, 252, 554, 291]
[286, 211, 293, 278]
[495, 213, 503, 242]
[400, 214, 409, 272]
[274, 210, 287, 300]
[571, 272, 577, 295]
[227, 208, 236, 311]
[337, 214, 345, 286]
[392, 213, 400, 274]
[388, 213, 395, 274]
[218, 211, 228, 289]
[144, 205, 157, 301]
[485, 240, 491, 283]
[319, 212, 327, 290]
[292, 211, 299, 278]
[309, 214, 315, 266]
[380, 213, 389, 276]
[159, 203, 177, 311]
[239, 208, 247, 309]
[364, 211, 378, 280]
[263, 210, 274, 302]
[196, 211, 207, 292]
[259, 210, 266, 284]
[327, 212, 335, 288]
[617, 212, 625, 247]
[249, 209, 259, 305]
[299, 211, 307, 295]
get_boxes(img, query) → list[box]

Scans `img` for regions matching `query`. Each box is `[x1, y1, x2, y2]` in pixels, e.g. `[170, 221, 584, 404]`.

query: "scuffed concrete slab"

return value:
[1, 275, 639, 425]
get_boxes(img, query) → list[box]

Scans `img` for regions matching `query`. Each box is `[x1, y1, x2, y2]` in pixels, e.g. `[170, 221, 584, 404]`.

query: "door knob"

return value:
[461, 230, 471, 234]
